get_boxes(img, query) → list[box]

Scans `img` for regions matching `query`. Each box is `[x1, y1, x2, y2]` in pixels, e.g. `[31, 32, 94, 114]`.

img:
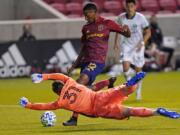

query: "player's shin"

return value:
[92, 79, 110, 91]
[72, 112, 79, 118]
[136, 80, 142, 100]
[92, 77, 117, 91]
[124, 69, 132, 81]
[128, 107, 155, 117]
[63, 112, 78, 126]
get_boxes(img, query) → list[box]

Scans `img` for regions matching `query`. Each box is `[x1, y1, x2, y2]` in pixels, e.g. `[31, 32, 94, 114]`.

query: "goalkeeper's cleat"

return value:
[108, 77, 117, 88]
[126, 72, 146, 87]
[157, 108, 180, 119]
[62, 117, 77, 126]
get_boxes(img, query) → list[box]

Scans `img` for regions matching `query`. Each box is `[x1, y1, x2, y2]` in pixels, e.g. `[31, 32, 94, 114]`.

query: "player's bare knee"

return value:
[77, 74, 89, 85]
[135, 67, 142, 72]
[91, 85, 97, 91]
[123, 62, 130, 72]
[122, 108, 131, 118]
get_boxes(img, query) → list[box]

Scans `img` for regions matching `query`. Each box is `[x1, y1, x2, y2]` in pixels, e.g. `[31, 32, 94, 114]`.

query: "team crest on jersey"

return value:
[86, 30, 90, 33]
[98, 24, 104, 31]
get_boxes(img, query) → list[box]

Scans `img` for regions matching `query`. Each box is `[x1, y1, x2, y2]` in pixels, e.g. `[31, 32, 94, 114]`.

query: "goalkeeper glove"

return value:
[31, 73, 43, 83]
[20, 97, 29, 107]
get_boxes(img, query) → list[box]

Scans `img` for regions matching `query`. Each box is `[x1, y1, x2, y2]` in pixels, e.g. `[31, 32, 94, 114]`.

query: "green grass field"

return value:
[0, 72, 180, 135]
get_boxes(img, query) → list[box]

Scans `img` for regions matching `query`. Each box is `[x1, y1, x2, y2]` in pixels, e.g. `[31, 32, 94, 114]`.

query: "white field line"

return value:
[0, 105, 180, 111]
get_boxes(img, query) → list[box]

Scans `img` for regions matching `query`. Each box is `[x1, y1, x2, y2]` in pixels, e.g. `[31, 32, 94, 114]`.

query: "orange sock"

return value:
[127, 85, 137, 95]
[129, 107, 154, 117]
[72, 112, 79, 118]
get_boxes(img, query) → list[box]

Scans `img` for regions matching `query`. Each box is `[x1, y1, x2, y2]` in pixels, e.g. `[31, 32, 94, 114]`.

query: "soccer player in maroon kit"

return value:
[64, 2, 131, 126]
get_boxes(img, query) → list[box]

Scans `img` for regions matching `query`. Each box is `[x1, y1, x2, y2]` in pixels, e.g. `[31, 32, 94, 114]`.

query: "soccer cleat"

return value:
[157, 108, 180, 119]
[108, 77, 117, 88]
[126, 72, 146, 87]
[62, 117, 77, 126]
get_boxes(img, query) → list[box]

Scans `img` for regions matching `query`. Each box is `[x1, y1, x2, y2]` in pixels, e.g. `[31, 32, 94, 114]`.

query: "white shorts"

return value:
[121, 46, 145, 68]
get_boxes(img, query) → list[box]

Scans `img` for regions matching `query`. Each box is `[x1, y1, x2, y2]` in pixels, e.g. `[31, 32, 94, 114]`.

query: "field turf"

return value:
[0, 72, 180, 135]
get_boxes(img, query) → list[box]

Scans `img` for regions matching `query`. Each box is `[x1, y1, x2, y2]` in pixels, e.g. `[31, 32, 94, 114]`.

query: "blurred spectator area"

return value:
[0, 0, 180, 68]
[1, 0, 180, 20]
[0, 0, 63, 20]
[43, 0, 180, 18]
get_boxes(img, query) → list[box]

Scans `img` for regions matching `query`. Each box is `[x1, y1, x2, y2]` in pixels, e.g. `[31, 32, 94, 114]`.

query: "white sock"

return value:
[124, 69, 132, 81]
[136, 80, 142, 100]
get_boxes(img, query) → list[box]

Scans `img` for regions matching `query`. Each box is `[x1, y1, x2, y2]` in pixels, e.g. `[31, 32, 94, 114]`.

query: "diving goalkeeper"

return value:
[20, 72, 179, 120]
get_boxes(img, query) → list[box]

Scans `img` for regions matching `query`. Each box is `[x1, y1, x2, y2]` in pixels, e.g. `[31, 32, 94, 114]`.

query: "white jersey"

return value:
[117, 12, 149, 68]
[117, 12, 149, 50]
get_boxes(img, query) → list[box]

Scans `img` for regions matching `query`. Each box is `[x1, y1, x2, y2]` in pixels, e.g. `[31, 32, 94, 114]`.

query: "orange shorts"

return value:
[93, 86, 129, 120]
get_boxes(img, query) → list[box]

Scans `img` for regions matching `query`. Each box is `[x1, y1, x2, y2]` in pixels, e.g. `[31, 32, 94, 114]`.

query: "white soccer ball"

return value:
[40, 111, 56, 127]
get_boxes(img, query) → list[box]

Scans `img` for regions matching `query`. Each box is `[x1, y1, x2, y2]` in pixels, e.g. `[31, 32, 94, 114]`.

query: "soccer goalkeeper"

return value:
[20, 72, 179, 122]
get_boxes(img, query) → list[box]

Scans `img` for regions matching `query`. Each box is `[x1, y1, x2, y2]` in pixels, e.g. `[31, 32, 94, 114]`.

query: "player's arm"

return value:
[31, 73, 69, 83]
[107, 20, 131, 38]
[136, 28, 151, 52]
[114, 33, 121, 51]
[141, 15, 151, 47]
[73, 27, 87, 68]
[113, 16, 122, 50]
[136, 16, 151, 52]
[142, 27, 151, 46]
[69, 43, 85, 70]
[67, 28, 86, 74]
[20, 97, 61, 110]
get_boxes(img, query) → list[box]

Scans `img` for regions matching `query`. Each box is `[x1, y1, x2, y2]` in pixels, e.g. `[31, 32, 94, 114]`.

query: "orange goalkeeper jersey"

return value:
[26, 73, 96, 116]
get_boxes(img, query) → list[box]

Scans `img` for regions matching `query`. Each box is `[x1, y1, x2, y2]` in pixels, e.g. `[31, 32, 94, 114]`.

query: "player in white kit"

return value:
[114, 0, 151, 100]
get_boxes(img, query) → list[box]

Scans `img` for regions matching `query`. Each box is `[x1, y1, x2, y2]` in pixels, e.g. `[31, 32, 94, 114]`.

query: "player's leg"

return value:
[123, 61, 132, 81]
[98, 105, 179, 120]
[135, 67, 143, 100]
[63, 63, 90, 126]
[122, 107, 180, 119]
[117, 71, 146, 96]
[97, 72, 146, 104]
[122, 48, 134, 81]
[63, 73, 89, 126]
[91, 77, 117, 91]
[124, 107, 155, 118]
[63, 62, 105, 126]
[133, 46, 145, 100]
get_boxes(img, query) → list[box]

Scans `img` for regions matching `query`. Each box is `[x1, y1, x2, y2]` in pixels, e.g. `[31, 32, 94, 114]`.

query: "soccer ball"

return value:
[40, 111, 56, 127]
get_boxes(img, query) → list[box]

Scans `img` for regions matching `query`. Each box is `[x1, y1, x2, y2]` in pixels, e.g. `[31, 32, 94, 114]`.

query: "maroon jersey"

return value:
[81, 16, 124, 63]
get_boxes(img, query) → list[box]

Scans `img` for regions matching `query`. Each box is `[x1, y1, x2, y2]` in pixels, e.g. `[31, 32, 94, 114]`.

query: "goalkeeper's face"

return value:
[52, 81, 64, 95]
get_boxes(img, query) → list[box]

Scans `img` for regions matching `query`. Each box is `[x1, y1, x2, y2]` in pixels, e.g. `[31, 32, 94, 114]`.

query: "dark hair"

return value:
[83, 2, 97, 12]
[52, 81, 64, 95]
[126, 0, 136, 4]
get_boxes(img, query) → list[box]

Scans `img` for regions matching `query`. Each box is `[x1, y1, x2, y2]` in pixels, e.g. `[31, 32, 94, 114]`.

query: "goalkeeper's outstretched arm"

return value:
[26, 101, 60, 110]
[42, 73, 69, 83]
[20, 97, 61, 110]
[31, 73, 70, 83]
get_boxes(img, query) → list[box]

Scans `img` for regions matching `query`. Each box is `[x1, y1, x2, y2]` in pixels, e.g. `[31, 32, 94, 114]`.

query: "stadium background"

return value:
[0, 0, 180, 135]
